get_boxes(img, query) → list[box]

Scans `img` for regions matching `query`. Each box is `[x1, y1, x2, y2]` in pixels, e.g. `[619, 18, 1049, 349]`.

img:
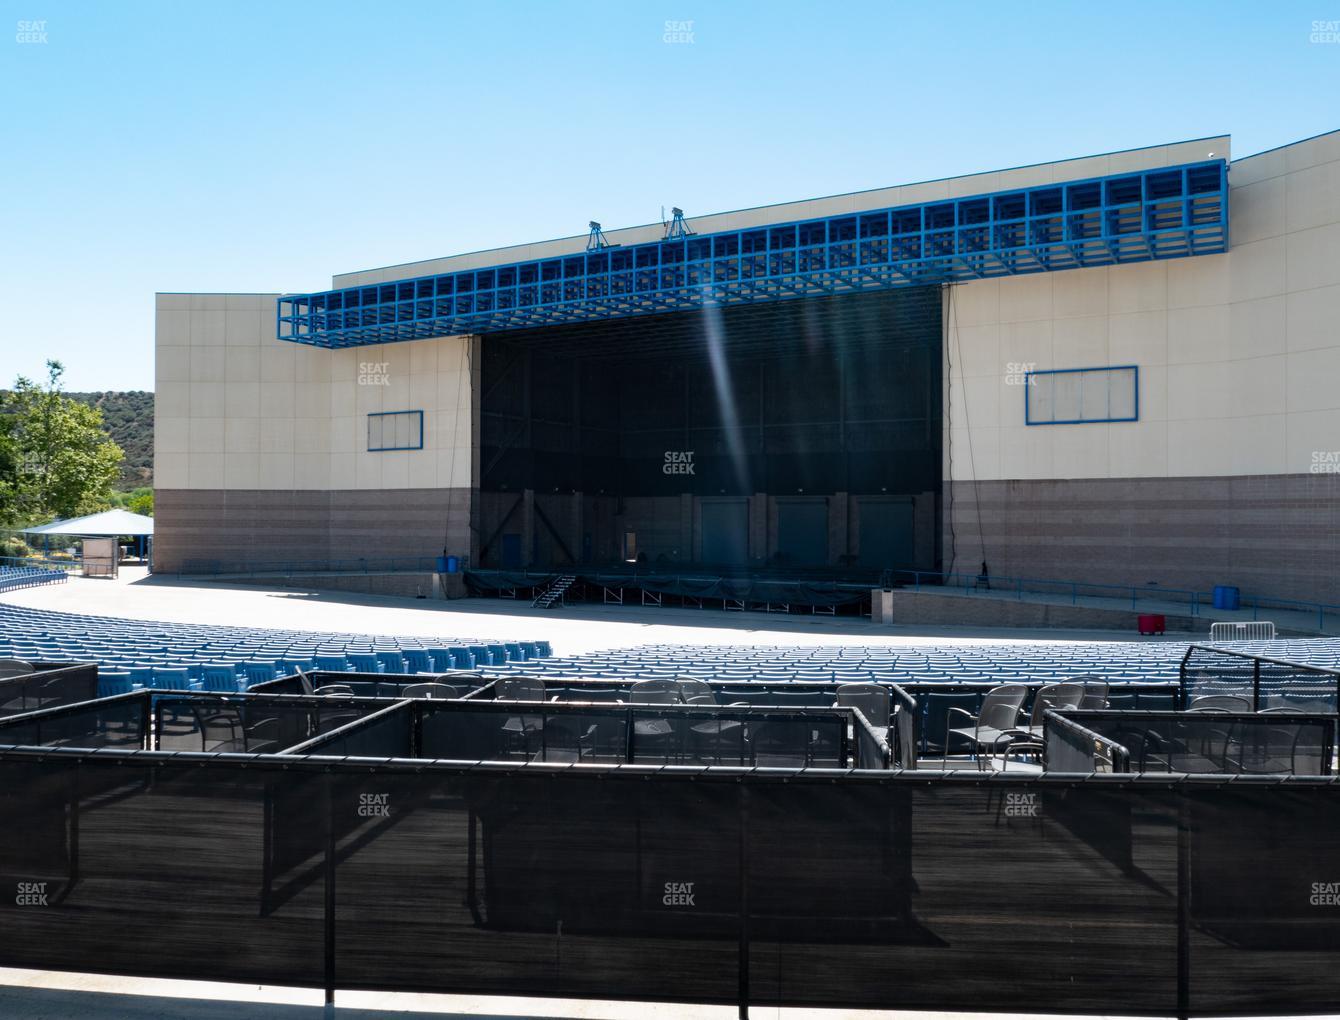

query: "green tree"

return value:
[127, 490, 153, 516]
[2, 361, 123, 523]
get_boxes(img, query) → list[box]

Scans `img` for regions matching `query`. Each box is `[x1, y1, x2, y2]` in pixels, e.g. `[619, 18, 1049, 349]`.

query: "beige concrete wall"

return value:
[331, 136, 1229, 289]
[154, 293, 473, 493]
[944, 129, 1340, 484]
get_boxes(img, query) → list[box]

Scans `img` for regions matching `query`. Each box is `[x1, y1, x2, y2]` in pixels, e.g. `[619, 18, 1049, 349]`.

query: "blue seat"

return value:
[128, 666, 155, 688]
[403, 649, 433, 674]
[485, 644, 507, 665]
[448, 647, 475, 670]
[197, 666, 238, 692]
[151, 667, 193, 691]
[533, 640, 552, 658]
[467, 645, 493, 667]
[315, 655, 350, 672]
[425, 647, 454, 671]
[376, 650, 406, 674]
[347, 653, 384, 674]
[504, 642, 528, 662]
[240, 661, 278, 689]
[97, 672, 133, 697]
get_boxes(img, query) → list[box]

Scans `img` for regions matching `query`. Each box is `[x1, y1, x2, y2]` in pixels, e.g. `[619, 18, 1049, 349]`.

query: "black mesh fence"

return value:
[1182, 645, 1340, 712]
[1065, 710, 1335, 775]
[905, 682, 1177, 756]
[485, 677, 1179, 762]
[1044, 710, 1131, 773]
[0, 692, 146, 750]
[5, 746, 1340, 1013]
[0, 751, 325, 987]
[0, 663, 99, 718]
[283, 701, 416, 758]
[250, 671, 486, 698]
[154, 695, 391, 754]
[413, 701, 852, 767]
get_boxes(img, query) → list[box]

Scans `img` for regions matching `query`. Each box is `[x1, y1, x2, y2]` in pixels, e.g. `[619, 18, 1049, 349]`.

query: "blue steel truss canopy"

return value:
[278, 160, 1228, 349]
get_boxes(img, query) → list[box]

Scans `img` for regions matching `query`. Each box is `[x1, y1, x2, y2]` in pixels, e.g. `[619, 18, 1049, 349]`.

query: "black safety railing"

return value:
[0, 662, 99, 718]
[291, 697, 864, 770]
[1181, 644, 1340, 712]
[887, 681, 917, 769]
[1061, 709, 1337, 776]
[1042, 709, 1131, 773]
[0, 739, 1337, 1018]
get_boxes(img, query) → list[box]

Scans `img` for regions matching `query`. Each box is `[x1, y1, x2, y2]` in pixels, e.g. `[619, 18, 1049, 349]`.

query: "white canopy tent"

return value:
[21, 509, 154, 538]
[21, 510, 154, 576]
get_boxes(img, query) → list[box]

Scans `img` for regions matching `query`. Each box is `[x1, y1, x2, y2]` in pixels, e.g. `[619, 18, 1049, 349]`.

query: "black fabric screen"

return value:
[155, 695, 388, 754]
[1069, 711, 1334, 775]
[0, 664, 100, 718]
[4, 749, 1340, 1015]
[0, 756, 325, 987]
[0, 693, 144, 750]
[418, 702, 849, 767]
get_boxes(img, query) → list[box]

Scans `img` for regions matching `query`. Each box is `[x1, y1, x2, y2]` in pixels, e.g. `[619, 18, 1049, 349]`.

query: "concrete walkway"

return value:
[892, 579, 1335, 636]
[0, 568, 1195, 657]
[0, 969, 1140, 1020]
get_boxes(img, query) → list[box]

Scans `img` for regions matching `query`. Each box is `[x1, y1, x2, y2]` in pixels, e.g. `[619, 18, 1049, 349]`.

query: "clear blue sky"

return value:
[2, 0, 1337, 390]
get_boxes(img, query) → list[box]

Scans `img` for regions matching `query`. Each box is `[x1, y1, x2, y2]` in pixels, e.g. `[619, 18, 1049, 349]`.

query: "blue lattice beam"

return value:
[277, 160, 1228, 348]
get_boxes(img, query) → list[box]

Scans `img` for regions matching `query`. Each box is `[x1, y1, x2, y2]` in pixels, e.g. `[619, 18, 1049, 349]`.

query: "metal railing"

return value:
[0, 562, 71, 592]
[1042, 709, 1131, 773]
[1209, 621, 1277, 643]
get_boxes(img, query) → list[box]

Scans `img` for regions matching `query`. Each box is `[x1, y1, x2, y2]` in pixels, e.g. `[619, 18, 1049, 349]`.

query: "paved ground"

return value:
[0, 968, 1144, 1020]
[2, 568, 1190, 658]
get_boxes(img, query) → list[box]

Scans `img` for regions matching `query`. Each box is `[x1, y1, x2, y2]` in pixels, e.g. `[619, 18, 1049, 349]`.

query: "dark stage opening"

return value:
[478, 288, 942, 578]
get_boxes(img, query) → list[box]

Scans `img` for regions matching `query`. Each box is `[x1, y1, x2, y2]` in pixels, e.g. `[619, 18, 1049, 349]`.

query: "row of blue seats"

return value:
[0, 601, 552, 678]
[92, 641, 552, 697]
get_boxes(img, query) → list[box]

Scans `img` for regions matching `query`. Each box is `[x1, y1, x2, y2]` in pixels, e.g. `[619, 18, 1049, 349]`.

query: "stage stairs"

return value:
[532, 575, 576, 609]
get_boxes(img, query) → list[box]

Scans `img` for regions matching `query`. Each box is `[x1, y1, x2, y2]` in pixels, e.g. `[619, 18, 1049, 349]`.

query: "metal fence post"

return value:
[1177, 785, 1190, 1020]
[324, 771, 336, 1013]
[738, 782, 750, 1020]
[1252, 660, 1261, 712]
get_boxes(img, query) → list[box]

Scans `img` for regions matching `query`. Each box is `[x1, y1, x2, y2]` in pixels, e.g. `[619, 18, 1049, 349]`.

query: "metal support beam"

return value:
[277, 160, 1229, 348]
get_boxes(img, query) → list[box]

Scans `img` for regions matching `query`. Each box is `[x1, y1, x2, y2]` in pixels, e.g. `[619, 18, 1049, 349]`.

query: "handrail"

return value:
[1042, 709, 1130, 773]
[886, 682, 917, 770]
[850, 707, 894, 770]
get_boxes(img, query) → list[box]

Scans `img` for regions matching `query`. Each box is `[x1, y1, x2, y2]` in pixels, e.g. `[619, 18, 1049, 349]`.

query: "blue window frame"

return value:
[1025, 366, 1138, 425]
[367, 410, 424, 451]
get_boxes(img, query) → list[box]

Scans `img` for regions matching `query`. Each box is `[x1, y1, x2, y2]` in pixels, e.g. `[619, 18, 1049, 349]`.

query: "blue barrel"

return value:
[445, 555, 460, 574]
[1213, 585, 1241, 611]
[435, 555, 449, 573]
